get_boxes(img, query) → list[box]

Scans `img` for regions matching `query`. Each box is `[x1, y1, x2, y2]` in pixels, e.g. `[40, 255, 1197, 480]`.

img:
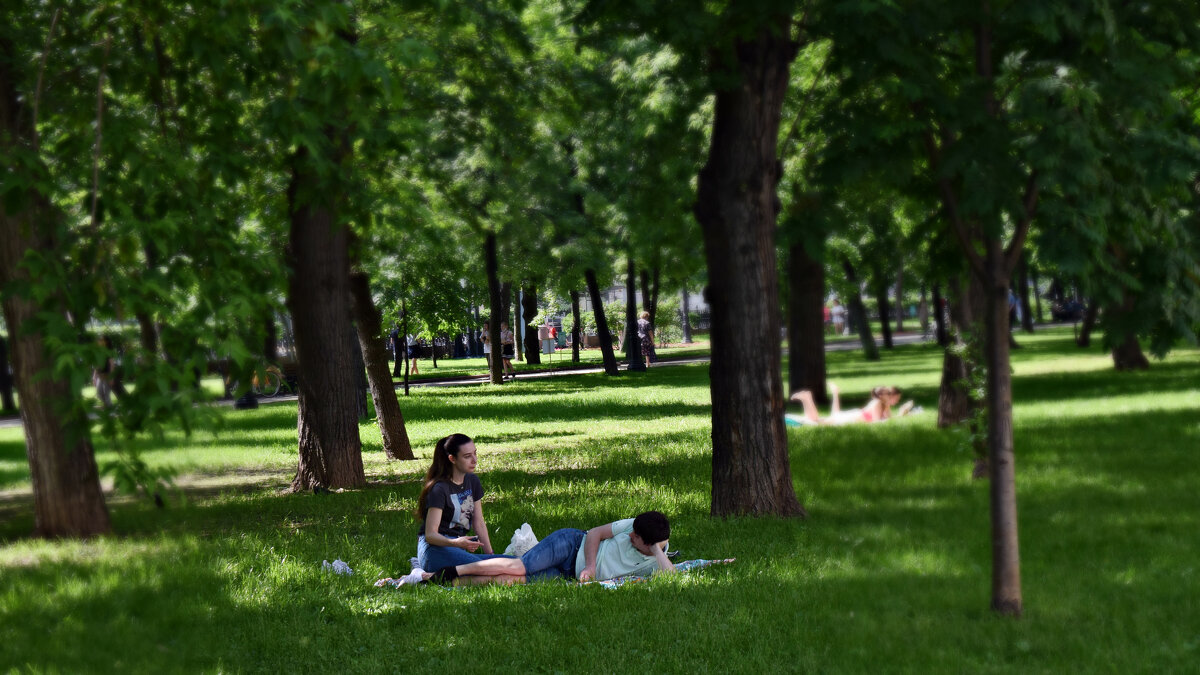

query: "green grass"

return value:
[0, 327, 1198, 673]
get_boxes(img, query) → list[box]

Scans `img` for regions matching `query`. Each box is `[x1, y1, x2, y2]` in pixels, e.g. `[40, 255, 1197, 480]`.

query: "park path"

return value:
[0, 332, 933, 429]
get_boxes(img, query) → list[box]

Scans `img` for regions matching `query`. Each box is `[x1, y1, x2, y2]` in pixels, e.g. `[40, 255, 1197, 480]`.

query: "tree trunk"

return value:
[350, 324, 369, 421]
[937, 274, 984, 429]
[981, 241, 1022, 617]
[1112, 333, 1150, 371]
[1031, 265, 1044, 324]
[787, 240, 828, 404]
[895, 269, 905, 331]
[570, 290, 582, 363]
[649, 267, 661, 330]
[585, 269, 620, 376]
[1076, 301, 1098, 347]
[842, 259, 879, 361]
[264, 315, 278, 363]
[693, 21, 805, 518]
[0, 336, 16, 413]
[918, 283, 929, 337]
[1018, 260, 1034, 333]
[522, 283, 540, 365]
[401, 295, 410, 396]
[512, 285, 523, 362]
[680, 287, 694, 343]
[639, 268, 651, 321]
[626, 256, 645, 371]
[933, 282, 949, 346]
[485, 236, 505, 384]
[285, 149, 364, 491]
[348, 272, 413, 460]
[874, 280, 894, 349]
[0, 55, 111, 534]
[1, 218, 112, 535]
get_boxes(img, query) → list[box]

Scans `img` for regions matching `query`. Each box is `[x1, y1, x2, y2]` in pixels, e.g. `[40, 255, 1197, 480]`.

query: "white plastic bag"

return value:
[503, 523, 538, 557]
[322, 559, 353, 575]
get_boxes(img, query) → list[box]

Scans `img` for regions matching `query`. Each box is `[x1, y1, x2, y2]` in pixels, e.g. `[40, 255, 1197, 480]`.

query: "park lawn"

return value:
[0, 327, 1197, 673]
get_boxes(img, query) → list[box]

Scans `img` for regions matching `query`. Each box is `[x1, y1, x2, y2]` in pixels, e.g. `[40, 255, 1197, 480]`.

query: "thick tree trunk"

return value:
[694, 21, 805, 518]
[787, 241, 828, 404]
[626, 257, 645, 371]
[680, 287, 694, 343]
[285, 149, 364, 491]
[874, 281, 894, 349]
[1111, 333, 1149, 371]
[485, 236, 504, 384]
[937, 274, 984, 429]
[522, 283, 540, 365]
[1076, 301, 1098, 347]
[1018, 260, 1034, 333]
[349, 272, 413, 460]
[639, 269, 651, 322]
[585, 269, 620, 376]
[842, 260, 879, 361]
[933, 283, 949, 346]
[0, 55, 111, 534]
[982, 241, 1022, 617]
[919, 283, 929, 337]
[895, 270, 905, 331]
[570, 290, 582, 362]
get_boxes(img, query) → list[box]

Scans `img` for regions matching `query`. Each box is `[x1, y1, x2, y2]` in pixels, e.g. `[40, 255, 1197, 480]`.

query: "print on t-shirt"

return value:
[449, 491, 474, 534]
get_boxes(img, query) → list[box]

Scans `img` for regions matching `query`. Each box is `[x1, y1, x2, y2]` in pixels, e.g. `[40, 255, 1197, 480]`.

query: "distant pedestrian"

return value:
[637, 311, 656, 368]
[823, 303, 833, 333]
[481, 321, 492, 370]
[539, 320, 555, 359]
[93, 336, 114, 407]
[831, 299, 846, 335]
[407, 334, 421, 375]
[499, 322, 516, 379]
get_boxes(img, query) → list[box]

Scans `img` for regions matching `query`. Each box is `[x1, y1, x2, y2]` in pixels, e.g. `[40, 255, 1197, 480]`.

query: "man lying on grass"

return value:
[424, 511, 676, 586]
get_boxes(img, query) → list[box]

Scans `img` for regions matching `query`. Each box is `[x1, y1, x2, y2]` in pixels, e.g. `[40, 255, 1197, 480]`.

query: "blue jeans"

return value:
[418, 535, 512, 571]
[520, 528, 585, 581]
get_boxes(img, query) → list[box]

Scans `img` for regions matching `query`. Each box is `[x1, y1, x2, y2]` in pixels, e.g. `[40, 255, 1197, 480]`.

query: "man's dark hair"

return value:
[632, 511, 670, 544]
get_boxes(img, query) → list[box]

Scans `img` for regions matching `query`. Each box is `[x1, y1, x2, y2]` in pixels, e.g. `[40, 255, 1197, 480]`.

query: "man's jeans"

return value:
[520, 528, 586, 581]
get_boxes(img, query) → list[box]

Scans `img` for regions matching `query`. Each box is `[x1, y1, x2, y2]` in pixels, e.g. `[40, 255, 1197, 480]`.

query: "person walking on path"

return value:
[636, 311, 656, 368]
[831, 299, 846, 336]
[407, 334, 421, 375]
[499, 322, 517, 379]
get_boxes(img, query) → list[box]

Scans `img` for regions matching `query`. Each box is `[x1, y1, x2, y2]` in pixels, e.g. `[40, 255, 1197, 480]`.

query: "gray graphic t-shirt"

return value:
[419, 474, 483, 538]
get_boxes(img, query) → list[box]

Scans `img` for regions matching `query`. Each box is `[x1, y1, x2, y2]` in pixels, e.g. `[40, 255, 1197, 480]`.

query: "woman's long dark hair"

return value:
[415, 433, 473, 520]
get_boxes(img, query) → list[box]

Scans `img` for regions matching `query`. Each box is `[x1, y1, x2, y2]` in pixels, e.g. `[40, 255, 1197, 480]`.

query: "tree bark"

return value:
[1017, 260, 1034, 333]
[1076, 301, 1098, 347]
[639, 268, 651, 323]
[0, 52, 110, 536]
[626, 256, 645, 371]
[918, 283, 929, 337]
[0, 336, 16, 413]
[649, 267, 660, 330]
[680, 287, 694, 343]
[874, 278, 894, 349]
[1111, 333, 1149, 371]
[570, 290, 581, 362]
[512, 285, 523, 362]
[895, 269, 905, 331]
[348, 271, 413, 460]
[585, 269, 620, 376]
[285, 148, 364, 491]
[694, 21, 805, 518]
[350, 324, 369, 421]
[1031, 265, 1044, 324]
[981, 240, 1022, 617]
[522, 283, 540, 365]
[937, 274, 984, 428]
[933, 282, 949, 346]
[842, 259, 879, 361]
[787, 240, 828, 404]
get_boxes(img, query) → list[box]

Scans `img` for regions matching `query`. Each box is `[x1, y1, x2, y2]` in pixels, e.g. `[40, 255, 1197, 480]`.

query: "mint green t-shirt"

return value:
[574, 518, 659, 580]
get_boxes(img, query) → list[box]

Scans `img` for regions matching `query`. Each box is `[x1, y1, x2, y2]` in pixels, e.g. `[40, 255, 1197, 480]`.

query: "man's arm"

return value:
[651, 542, 676, 575]
[578, 523, 615, 582]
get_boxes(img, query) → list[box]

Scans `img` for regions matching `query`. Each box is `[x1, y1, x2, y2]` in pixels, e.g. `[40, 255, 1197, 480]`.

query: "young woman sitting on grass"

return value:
[788, 383, 910, 426]
[415, 434, 512, 572]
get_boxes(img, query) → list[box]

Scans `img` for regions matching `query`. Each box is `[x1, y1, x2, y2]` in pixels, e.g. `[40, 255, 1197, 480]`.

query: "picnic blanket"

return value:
[373, 558, 736, 590]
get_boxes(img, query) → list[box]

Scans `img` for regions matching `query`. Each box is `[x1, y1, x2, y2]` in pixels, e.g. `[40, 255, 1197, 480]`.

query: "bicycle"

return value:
[225, 364, 286, 398]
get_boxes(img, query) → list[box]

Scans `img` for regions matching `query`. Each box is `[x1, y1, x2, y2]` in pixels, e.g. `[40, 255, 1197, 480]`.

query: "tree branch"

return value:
[923, 129, 986, 279]
[31, 8, 62, 152]
[1003, 170, 1039, 272]
[88, 30, 113, 234]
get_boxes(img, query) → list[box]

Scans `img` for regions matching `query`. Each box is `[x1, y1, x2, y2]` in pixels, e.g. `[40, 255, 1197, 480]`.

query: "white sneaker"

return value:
[398, 568, 427, 585]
